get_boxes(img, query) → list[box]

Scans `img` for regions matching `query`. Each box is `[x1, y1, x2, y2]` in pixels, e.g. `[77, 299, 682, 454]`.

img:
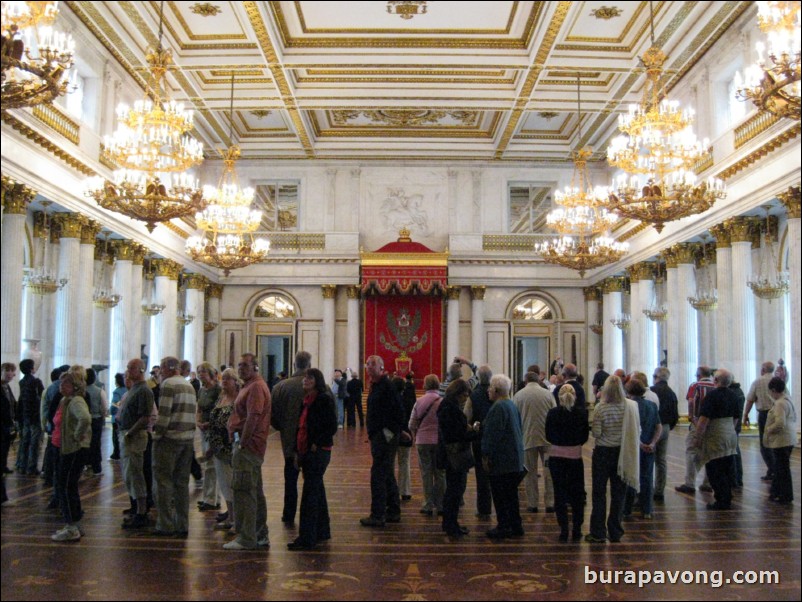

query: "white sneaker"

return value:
[223, 540, 254, 550]
[257, 536, 270, 548]
[52, 525, 81, 542]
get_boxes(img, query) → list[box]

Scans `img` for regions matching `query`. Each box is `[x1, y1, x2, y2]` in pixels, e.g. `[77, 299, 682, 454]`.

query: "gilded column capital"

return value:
[152, 258, 183, 280]
[33, 211, 47, 238]
[182, 273, 209, 291]
[321, 285, 337, 299]
[470, 285, 486, 301]
[53, 212, 85, 239]
[132, 244, 148, 266]
[778, 185, 800, 219]
[672, 242, 699, 265]
[726, 216, 755, 243]
[446, 285, 461, 301]
[1, 176, 35, 214]
[663, 247, 678, 268]
[345, 285, 361, 300]
[206, 283, 224, 299]
[583, 286, 602, 302]
[112, 240, 137, 261]
[80, 219, 102, 245]
[627, 262, 654, 282]
[601, 276, 627, 294]
[709, 223, 731, 248]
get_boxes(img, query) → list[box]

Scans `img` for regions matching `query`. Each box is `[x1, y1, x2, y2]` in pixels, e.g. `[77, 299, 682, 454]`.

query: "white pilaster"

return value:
[602, 285, 624, 373]
[446, 287, 460, 364]
[731, 236, 758, 395]
[150, 266, 180, 364]
[346, 286, 361, 375]
[109, 258, 133, 380]
[77, 241, 95, 367]
[321, 286, 336, 382]
[183, 283, 205, 367]
[53, 230, 81, 368]
[470, 286, 486, 365]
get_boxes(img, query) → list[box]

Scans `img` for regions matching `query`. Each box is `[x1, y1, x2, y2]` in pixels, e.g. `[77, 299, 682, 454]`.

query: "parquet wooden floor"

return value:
[1, 426, 799, 601]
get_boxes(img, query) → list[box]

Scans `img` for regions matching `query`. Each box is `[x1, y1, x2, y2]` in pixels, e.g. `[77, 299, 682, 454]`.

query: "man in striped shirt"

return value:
[151, 356, 197, 536]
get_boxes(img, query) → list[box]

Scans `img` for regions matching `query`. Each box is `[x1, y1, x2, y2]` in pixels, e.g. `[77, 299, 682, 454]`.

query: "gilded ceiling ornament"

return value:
[386, 1, 428, 21]
[250, 110, 272, 119]
[591, 6, 623, 20]
[538, 112, 559, 120]
[332, 109, 477, 127]
[190, 3, 222, 17]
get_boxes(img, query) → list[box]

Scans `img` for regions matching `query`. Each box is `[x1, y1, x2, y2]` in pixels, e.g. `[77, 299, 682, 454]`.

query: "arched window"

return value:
[512, 296, 553, 320]
[254, 294, 297, 318]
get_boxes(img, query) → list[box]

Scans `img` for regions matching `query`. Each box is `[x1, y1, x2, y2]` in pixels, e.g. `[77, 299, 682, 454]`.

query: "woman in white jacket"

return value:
[764, 377, 796, 505]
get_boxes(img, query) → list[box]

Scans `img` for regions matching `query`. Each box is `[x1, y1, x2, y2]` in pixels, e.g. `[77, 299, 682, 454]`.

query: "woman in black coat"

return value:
[545, 383, 589, 542]
[289, 368, 338, 550]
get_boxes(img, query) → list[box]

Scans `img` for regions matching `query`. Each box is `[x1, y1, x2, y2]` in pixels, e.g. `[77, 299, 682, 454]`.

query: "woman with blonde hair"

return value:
[586, 375, 639, 544]
[51, 370, 91, 541]
[546, 383, 589, 542]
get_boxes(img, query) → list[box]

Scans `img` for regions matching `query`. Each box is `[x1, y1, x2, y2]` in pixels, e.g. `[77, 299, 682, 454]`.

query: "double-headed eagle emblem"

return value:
[379, 307, 427, 354]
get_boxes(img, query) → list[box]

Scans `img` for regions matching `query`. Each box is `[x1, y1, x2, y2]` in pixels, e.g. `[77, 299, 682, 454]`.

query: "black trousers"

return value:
[472, 439, 492, 516]
[706, 455, 735, 508]
[442, 465, 468, 532]
[283, 455, 300, 522]
[489, 472, 523, 535]
[58, 449, 86, 524]
[770, 446, 794, 502]
[757, 410, 774, 476]
[549, 456, 585, 535]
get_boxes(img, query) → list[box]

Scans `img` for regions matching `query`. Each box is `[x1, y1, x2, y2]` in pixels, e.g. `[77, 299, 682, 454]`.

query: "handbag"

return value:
[445, 441, 475, 472]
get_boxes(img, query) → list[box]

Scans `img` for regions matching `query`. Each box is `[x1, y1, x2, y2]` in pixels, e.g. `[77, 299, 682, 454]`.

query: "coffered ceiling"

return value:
[66, 1, 751, 162]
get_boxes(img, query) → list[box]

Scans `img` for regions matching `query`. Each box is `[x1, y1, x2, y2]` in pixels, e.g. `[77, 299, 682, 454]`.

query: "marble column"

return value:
[754, 217, 785, 364]
[321, 286, 336, 384]
[52, 213, 85, 368]
[779, 187, 800, 432]
[664, 249, 681, 404]
[22, 213, 45, 354]
[129, 245, 146, 365]
[728, 217, 758, 402]
[711, 224, 733, 370]
[470, 286, 486, 365]
[205, 284, 223, 369]
[628, 262, 657, 375]
[78, 220, 101, 367]
[601, 277, 625, 373]
[446, 286, 461, 365]
[109, 241, 135, 380]
[584, 286, 602, 398]
[1, 178, 34, 365]
[674, 243, 699, 417]
[91, 250, 112, 368]
[699, 245, 718, 367]
[149, 259, 182, 364]
[346, 286, 361, 373]
[182, 274, 207, 368]
[42, 228, 60, 377]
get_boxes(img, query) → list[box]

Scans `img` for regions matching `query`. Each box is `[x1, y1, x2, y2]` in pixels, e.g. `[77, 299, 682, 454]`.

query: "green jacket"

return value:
[60, 395, 91, 455]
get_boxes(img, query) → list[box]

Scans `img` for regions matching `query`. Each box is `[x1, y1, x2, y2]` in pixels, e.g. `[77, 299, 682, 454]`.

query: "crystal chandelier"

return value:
[386, 1, 428, 20]
[643, 259, 668, 321]
[23, 201, 67, 295]
[589, 322, 604, 335]
[748, 206, 790, 300]
[85, 1, 205, 232]
[688, 239, 718, 312]
[547, 76, 619, 238]
[538, 235, 628, 278]
[604, 2, 726, 233]
[141, 259, 165, 316]
[610, 313, 632, 330]
[186, 74, 269, 275]
[92, 233, 122, 310]
[735, 1, 800, 121]
[1, 1, 75, 109]
[177, 309, 194, 327]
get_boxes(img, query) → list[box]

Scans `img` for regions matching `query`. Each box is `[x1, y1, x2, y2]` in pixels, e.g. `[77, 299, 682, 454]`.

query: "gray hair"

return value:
[654, 366, 670, 381]
[524, 371, 539, 383]
[477, 364, 493, 385]
[562, 363, 578, 379]
[295, 351, 312, 371]
[714, 369, 733, 388]
[448, 363, 462, 381]
[761, 361, 775, 375]
[489, 374, 512, 398]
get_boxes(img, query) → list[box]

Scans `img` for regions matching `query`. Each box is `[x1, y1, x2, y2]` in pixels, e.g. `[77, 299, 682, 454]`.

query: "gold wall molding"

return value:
[152, 258, 183, 280]
[779, 185, 801, 219]
[1, 111, 95, 176]
[1, 176, 35, 214]
[482, 234, 537, 252]
[267, 233, 326, 251]
[321, 285, 337, 299]
[717, 124, 801, 180]
[616, 222, 649, 243]
[470, 285, 486, 301]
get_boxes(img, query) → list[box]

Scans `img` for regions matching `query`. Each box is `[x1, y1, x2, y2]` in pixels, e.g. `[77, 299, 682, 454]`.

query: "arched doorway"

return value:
[250, 292, 298, 389]
[509, 294, 558, 387]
